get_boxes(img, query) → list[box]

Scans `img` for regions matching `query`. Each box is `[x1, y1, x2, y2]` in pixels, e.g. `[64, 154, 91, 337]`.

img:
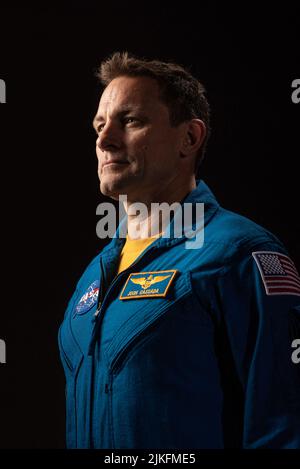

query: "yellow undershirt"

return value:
[117, 234, 160, 274]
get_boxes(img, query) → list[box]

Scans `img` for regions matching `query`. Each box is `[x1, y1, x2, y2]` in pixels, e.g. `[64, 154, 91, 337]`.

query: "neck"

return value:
[123, 176, 196, 239]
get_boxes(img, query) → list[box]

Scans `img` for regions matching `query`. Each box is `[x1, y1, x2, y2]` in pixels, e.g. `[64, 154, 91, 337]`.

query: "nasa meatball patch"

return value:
[75, 280, 100, 314]
[252, 251, 300, 296]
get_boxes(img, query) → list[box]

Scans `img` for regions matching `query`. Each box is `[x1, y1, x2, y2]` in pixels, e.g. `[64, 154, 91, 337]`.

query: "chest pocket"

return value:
[103, 271, 193, 372]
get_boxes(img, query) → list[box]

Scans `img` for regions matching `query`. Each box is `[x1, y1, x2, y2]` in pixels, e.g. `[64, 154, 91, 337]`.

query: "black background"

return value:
[0, 3, 299, 453]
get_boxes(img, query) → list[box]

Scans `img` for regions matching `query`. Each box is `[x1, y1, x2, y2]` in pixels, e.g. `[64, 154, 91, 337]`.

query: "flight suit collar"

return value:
[101, 179, 220, 254]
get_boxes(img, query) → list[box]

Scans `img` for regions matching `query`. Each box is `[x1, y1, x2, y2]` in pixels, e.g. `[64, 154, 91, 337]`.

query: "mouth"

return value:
[102, 160, 129, 170]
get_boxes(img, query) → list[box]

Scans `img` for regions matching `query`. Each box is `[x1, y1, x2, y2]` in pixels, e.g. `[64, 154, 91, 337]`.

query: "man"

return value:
[58, 52, 300, 449]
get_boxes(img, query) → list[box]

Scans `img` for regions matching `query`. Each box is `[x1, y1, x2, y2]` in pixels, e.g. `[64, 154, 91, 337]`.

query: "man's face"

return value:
[94, 75, 186, 201]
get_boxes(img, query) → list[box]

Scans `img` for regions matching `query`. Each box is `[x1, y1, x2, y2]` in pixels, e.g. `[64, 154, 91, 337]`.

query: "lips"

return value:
[102, 160, 129, 168]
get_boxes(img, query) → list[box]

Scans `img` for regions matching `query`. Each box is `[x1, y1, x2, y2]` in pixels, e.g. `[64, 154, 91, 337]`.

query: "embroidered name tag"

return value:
[120, 270, 178, 300]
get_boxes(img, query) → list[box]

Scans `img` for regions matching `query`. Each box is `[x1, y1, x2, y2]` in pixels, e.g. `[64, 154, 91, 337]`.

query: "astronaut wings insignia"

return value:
[120, 270, 178, 299]
[130, 274, 171, 289]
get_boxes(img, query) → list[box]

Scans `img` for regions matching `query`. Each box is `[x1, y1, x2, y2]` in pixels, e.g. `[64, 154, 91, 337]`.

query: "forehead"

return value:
[97, 76, 165, 114]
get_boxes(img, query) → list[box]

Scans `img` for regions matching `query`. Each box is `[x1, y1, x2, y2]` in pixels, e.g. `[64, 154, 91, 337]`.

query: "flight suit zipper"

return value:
[88, 242, 162, 354]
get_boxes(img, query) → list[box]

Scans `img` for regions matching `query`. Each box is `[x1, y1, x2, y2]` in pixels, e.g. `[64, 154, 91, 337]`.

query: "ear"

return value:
[180, 119, 206, 157]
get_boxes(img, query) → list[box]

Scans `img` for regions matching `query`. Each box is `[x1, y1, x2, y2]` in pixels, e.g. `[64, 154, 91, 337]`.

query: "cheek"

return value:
[140, 144, 149, 153]
[130, 130, 168, 165]
[96, 145, 104, 163]
[131, 137, 149, 159]
[130, 130, 150, 151]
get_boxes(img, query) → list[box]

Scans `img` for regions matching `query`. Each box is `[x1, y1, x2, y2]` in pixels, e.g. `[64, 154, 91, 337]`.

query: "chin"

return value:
[100, 177, 128, 199]
[99, 170, 142, 199]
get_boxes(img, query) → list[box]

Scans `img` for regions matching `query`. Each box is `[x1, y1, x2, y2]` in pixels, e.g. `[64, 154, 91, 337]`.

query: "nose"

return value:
[96, 120, 122, 152]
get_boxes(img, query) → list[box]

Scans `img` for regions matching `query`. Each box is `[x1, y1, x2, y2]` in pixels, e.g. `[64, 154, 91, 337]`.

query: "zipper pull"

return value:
[94, 303, 101, 317]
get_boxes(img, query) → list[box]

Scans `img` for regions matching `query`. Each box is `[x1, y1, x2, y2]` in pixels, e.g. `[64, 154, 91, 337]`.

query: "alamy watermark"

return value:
[291, 79, 300, 104]
[291, 339, 300, 364]
[0, 338, 6, 364]
[96, 196, 205, 249]
[0, 79, 6, 103]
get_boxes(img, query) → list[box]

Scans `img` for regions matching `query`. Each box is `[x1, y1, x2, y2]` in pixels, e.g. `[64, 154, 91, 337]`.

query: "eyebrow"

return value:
[92, 105, 144, 130]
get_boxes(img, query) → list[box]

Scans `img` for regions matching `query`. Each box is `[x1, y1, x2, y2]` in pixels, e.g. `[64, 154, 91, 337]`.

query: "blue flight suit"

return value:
[58, 180, 300, 448]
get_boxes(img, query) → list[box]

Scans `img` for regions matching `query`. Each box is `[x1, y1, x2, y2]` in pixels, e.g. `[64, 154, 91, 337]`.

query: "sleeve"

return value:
[213, 243, 300, 448]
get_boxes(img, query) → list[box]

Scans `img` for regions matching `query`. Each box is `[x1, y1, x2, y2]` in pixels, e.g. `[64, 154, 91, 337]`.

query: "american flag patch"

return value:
[252, 251, 300, 296]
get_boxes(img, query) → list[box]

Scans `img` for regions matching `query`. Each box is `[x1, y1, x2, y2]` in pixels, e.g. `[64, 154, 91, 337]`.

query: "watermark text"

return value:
[0, 79, 6, 103]
[291, 79, 300, 104]
[96, 196, 205, 249]
[0, 338, 6, 363]
[291, 339, 300, 364]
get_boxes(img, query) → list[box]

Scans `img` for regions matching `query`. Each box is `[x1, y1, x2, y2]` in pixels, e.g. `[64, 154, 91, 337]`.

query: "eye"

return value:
[96, 123, 105, 134]
[123, 116, 138, 125]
